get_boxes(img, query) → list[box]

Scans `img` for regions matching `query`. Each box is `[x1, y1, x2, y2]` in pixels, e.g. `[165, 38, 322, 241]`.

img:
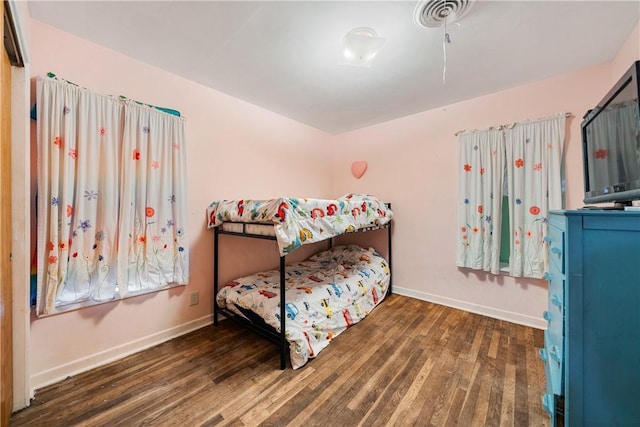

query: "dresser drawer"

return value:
[544, 261, 564, 348]
[540, 330, 562, 395]
[545, 269, 564, 307]
[541, 353, 558, 426]
[540, 336, 561, 426]
[543, 280, 563, 355]
[547, 223, 565, 274]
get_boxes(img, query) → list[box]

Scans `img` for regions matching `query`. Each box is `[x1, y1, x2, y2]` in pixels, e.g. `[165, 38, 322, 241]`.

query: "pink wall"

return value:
[330, 22, 639, 326]
[28, 19, 332, 385]
[26, 15, 639, 389]
[610, 22, 640, 84]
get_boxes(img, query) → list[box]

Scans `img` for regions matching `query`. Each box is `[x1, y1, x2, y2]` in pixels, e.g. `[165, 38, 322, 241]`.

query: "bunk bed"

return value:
[207, 193, 393, 369]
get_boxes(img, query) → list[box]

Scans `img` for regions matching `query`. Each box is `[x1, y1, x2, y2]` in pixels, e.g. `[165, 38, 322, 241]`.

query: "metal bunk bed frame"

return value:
[212, 210, 392, 370]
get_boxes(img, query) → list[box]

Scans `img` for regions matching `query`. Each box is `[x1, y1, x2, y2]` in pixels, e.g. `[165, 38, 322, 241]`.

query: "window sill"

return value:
[499, 262, 510, 275]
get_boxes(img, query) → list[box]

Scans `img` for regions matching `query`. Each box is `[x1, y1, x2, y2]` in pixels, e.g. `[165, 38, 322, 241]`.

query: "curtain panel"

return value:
[456, 129, 505, 274]
[36, 76, 189, 316]
[504, 114, 565, 278]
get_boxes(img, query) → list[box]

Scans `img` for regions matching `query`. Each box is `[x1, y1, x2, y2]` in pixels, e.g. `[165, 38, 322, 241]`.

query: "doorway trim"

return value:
[6, 0, 31, 412]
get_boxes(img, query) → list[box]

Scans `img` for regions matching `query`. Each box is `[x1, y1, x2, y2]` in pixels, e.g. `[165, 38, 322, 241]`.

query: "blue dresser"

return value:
[542, 210, 640, 426]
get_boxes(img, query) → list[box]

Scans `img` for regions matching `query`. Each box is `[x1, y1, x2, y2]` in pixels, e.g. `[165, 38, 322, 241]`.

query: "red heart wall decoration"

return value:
[351, 161, 368, 179]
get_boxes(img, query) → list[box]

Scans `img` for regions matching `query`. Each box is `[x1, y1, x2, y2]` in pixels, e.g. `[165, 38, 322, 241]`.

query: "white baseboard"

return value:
[392, 285, 546, 330]
[30, 315, 213, 393]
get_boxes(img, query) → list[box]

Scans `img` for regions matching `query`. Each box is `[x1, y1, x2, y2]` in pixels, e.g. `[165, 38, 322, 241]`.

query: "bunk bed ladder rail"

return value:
[387, 215, 392, 294]
[213, 225, 220, 326]
[212, 224, 289, 369]
[279, 256, 287, 369]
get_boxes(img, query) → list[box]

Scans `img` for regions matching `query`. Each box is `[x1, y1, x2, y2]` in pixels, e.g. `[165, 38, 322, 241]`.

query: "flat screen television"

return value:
[582, 60, 640, 207]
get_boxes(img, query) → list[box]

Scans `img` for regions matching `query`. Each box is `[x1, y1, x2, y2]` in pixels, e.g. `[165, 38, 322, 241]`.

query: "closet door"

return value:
[0, 1, 14, 423]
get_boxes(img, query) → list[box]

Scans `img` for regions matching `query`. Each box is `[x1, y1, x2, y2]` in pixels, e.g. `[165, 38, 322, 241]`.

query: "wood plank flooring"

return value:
[11, 295, 548, 427]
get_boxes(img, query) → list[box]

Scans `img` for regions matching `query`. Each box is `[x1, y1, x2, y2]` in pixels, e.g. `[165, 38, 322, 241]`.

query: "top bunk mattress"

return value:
[206, 193, 393, 255]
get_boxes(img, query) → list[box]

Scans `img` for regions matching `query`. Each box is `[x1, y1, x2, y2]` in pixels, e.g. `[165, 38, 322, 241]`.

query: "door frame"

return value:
[1, 4, 14, 423]
[5, 0, 31, 414]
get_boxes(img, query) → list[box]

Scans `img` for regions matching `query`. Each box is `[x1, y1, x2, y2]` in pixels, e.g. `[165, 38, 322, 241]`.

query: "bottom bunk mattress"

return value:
[217, 244, 391, 369]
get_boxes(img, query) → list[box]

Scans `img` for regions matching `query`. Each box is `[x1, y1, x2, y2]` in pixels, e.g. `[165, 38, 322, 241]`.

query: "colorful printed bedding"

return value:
[216, 245, 391, 369]
[206, 193, 392, 255]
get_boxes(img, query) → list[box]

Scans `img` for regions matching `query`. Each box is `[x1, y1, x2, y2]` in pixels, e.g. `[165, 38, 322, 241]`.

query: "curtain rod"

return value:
[42, 72, 181, 118]
[455, 112, 573, 136]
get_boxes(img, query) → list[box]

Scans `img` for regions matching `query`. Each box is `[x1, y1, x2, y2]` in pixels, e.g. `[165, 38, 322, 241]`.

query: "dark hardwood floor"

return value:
[11, 294, 548, 426]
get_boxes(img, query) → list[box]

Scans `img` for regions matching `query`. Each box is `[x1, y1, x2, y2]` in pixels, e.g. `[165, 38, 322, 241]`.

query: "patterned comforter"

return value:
[217, 245, 391, 369]
[206, 193, 392, 255]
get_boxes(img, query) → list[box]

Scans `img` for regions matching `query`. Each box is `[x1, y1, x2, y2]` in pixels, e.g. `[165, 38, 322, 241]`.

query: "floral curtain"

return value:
[456, 128, 505, 274]
[457, 113, 566, 278]
[504, 113, 565, 278]
[36, 76, 189, 316]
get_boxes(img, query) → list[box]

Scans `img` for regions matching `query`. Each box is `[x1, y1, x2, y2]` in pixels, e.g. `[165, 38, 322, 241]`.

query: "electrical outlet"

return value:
[190, 291, 199, 306]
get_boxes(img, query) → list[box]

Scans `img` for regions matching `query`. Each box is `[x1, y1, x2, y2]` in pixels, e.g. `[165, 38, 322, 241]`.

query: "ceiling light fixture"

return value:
[341, 27, 386, 68]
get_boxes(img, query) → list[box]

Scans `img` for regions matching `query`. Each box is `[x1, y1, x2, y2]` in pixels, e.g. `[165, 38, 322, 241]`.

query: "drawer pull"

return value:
[544, 272, 552, 281]
[551, 294, 563, 307]
[539, 348, 548, 362]
[543, 310, 551, 321]
[543, 236, 552, 244]
[550, 246, 562, 255]
[549, 345, 562, 363]
[542, 394, 554, 415]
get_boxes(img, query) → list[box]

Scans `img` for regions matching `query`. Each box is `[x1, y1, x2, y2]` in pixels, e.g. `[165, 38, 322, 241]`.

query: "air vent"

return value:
[414, 0, 476, 28]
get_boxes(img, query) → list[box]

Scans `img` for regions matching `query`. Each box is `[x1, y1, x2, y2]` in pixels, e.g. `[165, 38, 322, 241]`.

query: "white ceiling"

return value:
[28, 1, 640, 134]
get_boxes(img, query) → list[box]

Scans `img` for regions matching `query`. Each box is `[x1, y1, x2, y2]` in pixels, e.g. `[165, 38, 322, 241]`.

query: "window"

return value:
[456, 113, 566, 278]
[35, 76, 189, 316]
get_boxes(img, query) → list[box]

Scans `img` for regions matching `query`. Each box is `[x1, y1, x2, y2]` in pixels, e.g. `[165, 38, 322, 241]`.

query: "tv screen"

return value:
[582, 61, 640, 206]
